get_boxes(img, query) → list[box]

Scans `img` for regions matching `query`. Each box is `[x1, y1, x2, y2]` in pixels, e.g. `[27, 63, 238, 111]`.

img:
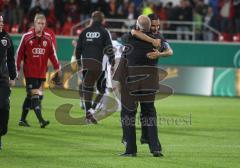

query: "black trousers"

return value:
[81, 70, 106, 112]
[139, 102, 161, 152]
[0, 86, 11, 136]
[121, 89, 161, 153]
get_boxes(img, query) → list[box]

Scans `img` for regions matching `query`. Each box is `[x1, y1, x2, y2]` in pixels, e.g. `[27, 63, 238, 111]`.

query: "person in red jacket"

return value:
[16, 14, 61, 128]
[29, 14, 57, 109]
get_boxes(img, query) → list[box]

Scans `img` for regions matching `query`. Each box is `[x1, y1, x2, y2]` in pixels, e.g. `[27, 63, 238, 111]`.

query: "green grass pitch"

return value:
[0, 87, 240, 168]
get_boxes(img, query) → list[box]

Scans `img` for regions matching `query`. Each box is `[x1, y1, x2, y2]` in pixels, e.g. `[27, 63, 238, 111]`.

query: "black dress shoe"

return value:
[120, 152, 137, 157]
[140, 137, 149, 144]
[86, 112, 98, 124]
[40, 120, 50, 128]
[152, 151, 164, 157]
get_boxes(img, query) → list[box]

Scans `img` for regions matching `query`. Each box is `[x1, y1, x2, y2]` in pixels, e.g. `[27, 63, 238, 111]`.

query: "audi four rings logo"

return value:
[32, 48, 45, 55]
[86, 32, 100, 38]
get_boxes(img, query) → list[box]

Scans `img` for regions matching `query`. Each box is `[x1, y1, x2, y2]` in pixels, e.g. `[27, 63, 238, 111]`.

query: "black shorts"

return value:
[25, 78, 45, 93]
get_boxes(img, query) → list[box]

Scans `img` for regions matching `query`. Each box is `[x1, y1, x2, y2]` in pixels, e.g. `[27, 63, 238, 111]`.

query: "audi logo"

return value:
[32, 48, 45, 55]
[86, 32, 100, 38]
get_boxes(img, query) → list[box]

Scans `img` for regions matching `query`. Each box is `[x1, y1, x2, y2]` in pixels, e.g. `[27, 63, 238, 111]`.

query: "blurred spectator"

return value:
[195, 0, 208, 16]
[154, 3, 167, 29]
[234, 0, 240, 33]
[0, 0, 237, 43]
[20, 0, 31, 15]
[165, 2, 175, 20]
[64, 0, 79, 23]
[108, 0, 117, 18]
[18, 16, 30, 33]
[78, 0, 90, 21]
[126, 2, 138, 19]
[123, 2, 137, 28]
[45, 1, 56, 29]
[30, 0, 53, 15]
[54, 0, 65, 26]
[219, 0, 234, 33]
[28, 0, 43, 22]
[203, 6, 215, 41]
[11, 0, 24, 30]
[165, 2, 178, 39]
[30, 0, 40, 9]
[117, 0, 130, 18]
[193, 8, 203, 40]
[106, 0, 122, 29]
[2, 0, 13, 27]
[142, 2, 154, 16]
[54, 20, 62, 35]
[0, 0, 3, 10]
[176, 0, 193, 40]
[209, 0, 219, 16]
[193, 0, 208, 40]
[90, 0, 98, 12]
[62, 16, 74, 35]
[96, 0, 109, 16]
[133, 0, 142, 8]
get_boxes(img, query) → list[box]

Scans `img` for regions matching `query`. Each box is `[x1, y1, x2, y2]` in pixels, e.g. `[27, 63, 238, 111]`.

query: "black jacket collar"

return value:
[0, 30, 7, 38]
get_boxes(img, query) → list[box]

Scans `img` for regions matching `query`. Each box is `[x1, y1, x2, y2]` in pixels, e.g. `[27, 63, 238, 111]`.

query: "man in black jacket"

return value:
[115, 15, 163, 157]
[76, 11, 114, 124]
[0, 15, 16, 150]
[131, 14, 173, 146]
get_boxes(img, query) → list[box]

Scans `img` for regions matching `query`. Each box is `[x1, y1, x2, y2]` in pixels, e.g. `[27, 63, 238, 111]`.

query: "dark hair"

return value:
[148, 14, 159, 21]
[91, 11, 105, 23]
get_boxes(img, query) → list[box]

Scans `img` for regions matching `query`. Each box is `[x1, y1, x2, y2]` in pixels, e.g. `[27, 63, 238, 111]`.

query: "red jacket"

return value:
[16, 30, 60, 79]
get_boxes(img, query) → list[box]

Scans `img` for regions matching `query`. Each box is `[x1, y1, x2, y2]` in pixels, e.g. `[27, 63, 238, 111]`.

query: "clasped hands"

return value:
[147, 39, 161, 59]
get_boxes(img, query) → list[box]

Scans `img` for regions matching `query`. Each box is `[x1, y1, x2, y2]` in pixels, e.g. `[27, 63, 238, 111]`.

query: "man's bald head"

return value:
[136, 15, 151, 32]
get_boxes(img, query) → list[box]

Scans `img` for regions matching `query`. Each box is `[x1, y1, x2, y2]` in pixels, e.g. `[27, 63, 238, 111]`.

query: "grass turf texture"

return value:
[0, 87, 240, 168]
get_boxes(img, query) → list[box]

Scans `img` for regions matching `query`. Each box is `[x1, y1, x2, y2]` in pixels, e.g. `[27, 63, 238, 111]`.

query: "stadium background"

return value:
[12, 35, 240, 97]
[1, 0, 240, 168]
[4, 0, 239, 97]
